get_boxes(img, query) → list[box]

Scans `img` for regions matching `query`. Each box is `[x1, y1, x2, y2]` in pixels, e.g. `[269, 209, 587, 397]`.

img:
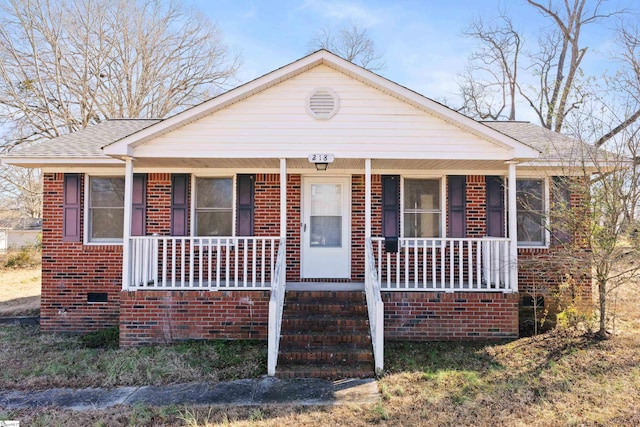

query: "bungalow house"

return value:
[1, 50, 592, 377]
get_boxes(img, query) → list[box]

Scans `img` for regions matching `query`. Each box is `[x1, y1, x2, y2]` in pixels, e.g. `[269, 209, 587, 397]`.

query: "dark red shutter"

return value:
[237, 174, 255, 236]
[131, 174, 146, 236]
[63, 173, 81, 242]
[171, 174, 189, 236]
[486, 176, 505, 237]
[382, 175, 400, 238]
[551, 176, 572, 244]
[448, 175, 466, 238]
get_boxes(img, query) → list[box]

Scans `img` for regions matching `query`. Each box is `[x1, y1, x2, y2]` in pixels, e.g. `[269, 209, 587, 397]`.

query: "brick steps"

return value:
[276, 290, 374, 379]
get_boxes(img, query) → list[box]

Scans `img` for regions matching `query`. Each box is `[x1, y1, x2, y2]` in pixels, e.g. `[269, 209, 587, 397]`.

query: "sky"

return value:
[186, 0, 637, 111]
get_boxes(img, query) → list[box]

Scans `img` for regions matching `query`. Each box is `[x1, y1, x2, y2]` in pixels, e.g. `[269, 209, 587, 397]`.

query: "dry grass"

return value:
[0, 249, 41, 317]
[0, 327, 266, 390]
[1, 262, 640, 426]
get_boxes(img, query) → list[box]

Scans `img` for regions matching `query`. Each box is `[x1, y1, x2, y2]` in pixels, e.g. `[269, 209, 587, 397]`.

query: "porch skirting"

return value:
[382, 291, 519, 340]
[119, 290, 270, 347]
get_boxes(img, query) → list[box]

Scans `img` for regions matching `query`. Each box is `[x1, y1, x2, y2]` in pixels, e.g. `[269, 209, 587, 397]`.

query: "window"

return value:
[195, 177, 233, 236]
[516, 179, 546, 246]
[403, 178, 441, 238]
[88, 177, 125, 241]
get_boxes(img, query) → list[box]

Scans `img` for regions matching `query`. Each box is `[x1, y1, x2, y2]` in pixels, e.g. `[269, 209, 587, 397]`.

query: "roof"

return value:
[0, 50, 560, 168]
[2, 119, 160, 165]
[482, 121, 602, 169]
[0, 217, 42, 230]
[101, 50, 539, 160]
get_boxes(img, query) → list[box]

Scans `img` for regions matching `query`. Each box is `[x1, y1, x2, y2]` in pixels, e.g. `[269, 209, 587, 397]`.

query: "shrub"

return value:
[80, 327, 119, 349]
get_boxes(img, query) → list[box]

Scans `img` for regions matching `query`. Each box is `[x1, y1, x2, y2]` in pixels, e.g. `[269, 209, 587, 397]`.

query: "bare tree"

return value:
[308, 21, 385, 71]
[0, 0, 240, 151]
[458, 14, 521, 120]
[0, 0, 240, 215]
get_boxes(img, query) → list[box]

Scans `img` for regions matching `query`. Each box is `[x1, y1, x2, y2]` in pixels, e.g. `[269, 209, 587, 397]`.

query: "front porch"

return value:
[121, 233, 519, 376]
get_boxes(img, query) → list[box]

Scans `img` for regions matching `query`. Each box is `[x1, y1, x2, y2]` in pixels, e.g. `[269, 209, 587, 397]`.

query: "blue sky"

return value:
[187, 0, 636, 107]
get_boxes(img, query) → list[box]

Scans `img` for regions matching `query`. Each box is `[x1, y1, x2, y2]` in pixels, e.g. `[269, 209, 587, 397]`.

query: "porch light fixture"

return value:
[308, 153, 334, 171]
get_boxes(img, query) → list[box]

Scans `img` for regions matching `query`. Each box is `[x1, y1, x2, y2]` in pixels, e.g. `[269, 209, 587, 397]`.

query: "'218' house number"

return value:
[308, 153, 335, 163]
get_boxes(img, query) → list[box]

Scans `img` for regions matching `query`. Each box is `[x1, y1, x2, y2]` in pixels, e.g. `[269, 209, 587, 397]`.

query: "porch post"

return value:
[280, 158, 287, 239]
[122, 157, 134, 290]
[365, 159, 371, 239]
[507, 161, 518, 292]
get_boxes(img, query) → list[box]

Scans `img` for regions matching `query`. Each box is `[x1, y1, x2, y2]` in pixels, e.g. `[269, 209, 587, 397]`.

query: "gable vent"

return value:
[307, 88, 339, 120]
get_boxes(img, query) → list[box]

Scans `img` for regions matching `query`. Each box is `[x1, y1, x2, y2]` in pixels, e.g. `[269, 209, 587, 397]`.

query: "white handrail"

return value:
[267, 238, 287, 376]
[365, 237, 384, 376]
[128, 236, 279, 290]
[371, 237, 514, 292]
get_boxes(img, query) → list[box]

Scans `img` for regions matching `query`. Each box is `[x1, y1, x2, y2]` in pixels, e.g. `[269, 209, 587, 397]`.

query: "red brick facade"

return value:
[40, 171, 587, 345]
[383, 292, 519, 340]
[120, 290, 269, 346]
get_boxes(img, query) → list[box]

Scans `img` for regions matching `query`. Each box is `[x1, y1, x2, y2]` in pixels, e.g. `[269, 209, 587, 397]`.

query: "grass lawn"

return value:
[0, 249, 41, 317]
[1, 255, 639, 426]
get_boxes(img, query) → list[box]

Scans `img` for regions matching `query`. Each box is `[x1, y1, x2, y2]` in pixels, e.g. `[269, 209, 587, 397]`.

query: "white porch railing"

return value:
[128, 236, 280, 290]
[365, 237, 384, 376]
[267, 238, 287, 376]
[371, 237, 515, 292]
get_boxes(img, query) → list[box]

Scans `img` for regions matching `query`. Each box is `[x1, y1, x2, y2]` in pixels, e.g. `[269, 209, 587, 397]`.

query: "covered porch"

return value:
[118, 157, 522, 376]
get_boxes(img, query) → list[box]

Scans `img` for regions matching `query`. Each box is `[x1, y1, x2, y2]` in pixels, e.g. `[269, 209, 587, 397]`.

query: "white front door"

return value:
[301, 176, 351, 279]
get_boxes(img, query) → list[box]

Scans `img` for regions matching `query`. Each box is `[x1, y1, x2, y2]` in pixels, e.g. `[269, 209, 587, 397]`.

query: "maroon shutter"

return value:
[237, 174, 255, 236]
[382, 175, 400, 238]
[171, 174, 189, 236]
[551, 176, 572, 244]
[448, 175, 466, 237]
[486, 176, 505, 237]
[63, 173, 81, 242]
[131, 174, 146, 236]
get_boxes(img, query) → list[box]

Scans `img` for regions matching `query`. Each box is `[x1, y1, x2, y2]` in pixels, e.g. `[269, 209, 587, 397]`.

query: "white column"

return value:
[280, 158, 287, 239]
[507, 161, 518, 292]
[122, 157, 134, 290]
[365, 159, 372, 239]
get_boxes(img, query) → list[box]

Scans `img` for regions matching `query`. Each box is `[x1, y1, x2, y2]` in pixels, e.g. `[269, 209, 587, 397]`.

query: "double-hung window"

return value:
[195, 177, 233, 236]
[403, 178, 442, 238]
[516, 178, 546, 246]
[88, 176, 125, 242]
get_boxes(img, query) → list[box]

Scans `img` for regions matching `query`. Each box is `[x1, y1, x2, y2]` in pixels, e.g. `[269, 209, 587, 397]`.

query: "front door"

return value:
[301, 176, 351, 278]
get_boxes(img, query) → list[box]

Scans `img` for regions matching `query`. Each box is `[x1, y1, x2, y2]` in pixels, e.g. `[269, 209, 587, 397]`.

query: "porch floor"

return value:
[286, 282, 365, 291]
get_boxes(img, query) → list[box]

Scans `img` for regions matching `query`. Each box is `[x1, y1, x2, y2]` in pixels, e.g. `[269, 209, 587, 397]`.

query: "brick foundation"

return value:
[119, 290, 270, 346]
[383, 291, 519, 340]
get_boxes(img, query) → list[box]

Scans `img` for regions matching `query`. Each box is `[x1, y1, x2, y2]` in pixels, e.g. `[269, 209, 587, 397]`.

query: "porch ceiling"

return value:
[131, 157, 511, 172]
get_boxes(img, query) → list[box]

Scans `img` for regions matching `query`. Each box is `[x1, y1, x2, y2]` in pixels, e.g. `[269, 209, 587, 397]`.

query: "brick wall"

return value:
[41, 170, 587, 342]
[119, 290, 269, 346]
[383, 291, 519, 340]
[41, 173, 122, 332]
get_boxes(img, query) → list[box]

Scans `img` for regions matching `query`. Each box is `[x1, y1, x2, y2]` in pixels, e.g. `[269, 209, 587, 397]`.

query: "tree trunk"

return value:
[597, 278, 608, 339]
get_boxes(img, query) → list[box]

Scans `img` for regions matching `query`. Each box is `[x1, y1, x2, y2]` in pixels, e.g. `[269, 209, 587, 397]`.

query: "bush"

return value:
[3, 244, 41, 268]
[80, 327, 119, 349]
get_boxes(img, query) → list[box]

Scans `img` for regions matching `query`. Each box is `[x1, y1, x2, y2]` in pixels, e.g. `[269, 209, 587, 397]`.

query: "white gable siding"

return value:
[134, 65, 511, 160]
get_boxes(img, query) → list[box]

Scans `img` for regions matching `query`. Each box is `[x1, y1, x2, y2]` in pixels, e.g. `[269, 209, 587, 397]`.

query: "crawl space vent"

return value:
[307, 88, 339, 120]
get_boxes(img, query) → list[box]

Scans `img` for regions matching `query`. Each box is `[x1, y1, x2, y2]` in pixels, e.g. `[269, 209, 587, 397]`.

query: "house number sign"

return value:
[308, 153, 335, 163]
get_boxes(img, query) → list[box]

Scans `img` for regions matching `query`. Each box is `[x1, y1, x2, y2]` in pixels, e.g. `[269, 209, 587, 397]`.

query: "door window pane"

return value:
[310, 184, 341, 215]
[310, 216, 342, 247]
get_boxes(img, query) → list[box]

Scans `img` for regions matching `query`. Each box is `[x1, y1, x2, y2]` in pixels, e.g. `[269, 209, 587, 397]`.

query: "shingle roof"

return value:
[482, 121, 592, 163]
[3, 119, 161, 159]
